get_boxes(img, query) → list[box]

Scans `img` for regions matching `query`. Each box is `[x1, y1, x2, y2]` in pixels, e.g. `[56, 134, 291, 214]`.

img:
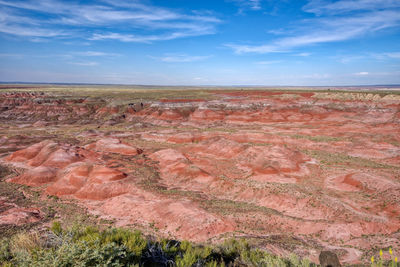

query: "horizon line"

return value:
[1, 81, 400, 89]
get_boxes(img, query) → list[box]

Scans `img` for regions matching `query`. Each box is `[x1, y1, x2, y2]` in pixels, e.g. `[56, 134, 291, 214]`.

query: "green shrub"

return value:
[261, 254, 288, 267]
[205, 260, 224, 267]
[0, 239, 11, 263]
[26, 240, 130, 266]
[2, 223, 316, 267]
[102, 228, 147, 259]
[50, 221, 62, 235]
[175, 240, 213, 267]
[160, 238, 179, 256]
[74, 225, 101, 246]
[219, 238, 250, 263]
[175, 250, 198, 267]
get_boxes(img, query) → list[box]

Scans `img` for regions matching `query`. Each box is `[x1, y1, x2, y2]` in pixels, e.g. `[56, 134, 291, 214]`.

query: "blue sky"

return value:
[0, 0, 399, 86]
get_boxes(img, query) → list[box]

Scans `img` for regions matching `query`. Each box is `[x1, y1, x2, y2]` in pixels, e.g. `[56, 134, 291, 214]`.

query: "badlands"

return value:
[0, 86, 400, 265]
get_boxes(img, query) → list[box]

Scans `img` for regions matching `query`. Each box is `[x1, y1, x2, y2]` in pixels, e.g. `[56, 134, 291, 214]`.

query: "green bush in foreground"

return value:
[0, 222, 317, 267]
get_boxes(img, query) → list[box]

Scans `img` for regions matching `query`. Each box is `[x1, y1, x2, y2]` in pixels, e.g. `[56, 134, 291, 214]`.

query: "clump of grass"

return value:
[50, 221, 62, 235]
[9, 232, 41, 255]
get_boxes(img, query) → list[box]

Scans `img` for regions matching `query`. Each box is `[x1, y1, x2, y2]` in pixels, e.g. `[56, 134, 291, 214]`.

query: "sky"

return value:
[0, 0, 400, 86]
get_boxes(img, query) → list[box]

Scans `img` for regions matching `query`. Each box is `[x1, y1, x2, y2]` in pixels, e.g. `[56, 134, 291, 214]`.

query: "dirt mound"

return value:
[4, 140, 54, 163]
[0, 198, 42, 225]
[5, 140, 81, 169]
[236, 145, 311, 176]
[47, 163, 129, 200]
[0, 207, 42, 225]
[9, 166, 58, 186]
[85, 138, 139, 156]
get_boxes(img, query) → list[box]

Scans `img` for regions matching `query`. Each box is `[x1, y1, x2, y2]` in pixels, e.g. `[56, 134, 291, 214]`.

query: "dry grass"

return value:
[9, 232, 41, 254]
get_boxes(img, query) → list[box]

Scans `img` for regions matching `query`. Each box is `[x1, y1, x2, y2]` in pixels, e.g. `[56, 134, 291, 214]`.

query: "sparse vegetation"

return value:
[302, 149, 400, 170]
[0, 222, 316, 267]
[289, 134, 343, 143]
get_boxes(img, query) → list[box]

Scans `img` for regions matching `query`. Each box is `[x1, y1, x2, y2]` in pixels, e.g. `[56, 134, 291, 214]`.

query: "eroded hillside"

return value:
[1, 88, 399, 265]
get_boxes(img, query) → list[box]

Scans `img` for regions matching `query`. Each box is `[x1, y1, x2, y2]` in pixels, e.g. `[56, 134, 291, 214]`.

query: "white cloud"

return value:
[151, 54, 212, 63]
[230, 0, 262, 11]
[89, 32, 203, 43]
[296, 52, 311, 57]
[227, 7, 400, 54]
[354, 71, 369, 75]
[0, 0, 220, 42]
[0, 21, 66, 38]
[255, 60, 282, 65]
[337, 55, 365, 63]
[69, 61, 98, 66]
[368, 51, 400, 60]
[73, 51, 120, 57]
[249, 0, 261, 10]
[303, 0, 400, 15]
[226, 43, 283, 54]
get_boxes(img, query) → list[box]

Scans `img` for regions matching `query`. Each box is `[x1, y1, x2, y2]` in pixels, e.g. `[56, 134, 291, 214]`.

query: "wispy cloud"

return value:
[337, 55, 365, 63]
[227, 1, 400, 54]
[369, 51, 400, 60]
[0, 0, 220, 42]
[89, 30, 213, 43]
[296, 52, 311, 57]
[248, 0, 262, 10]
[303, 0, 400, 15]
[69, 61, 98, 66]
[230, 0, 262, 12]
[354, 71, 369, 76]
[151, 54, 212, 63]
[73, 51, 120, 57]
[255, 60, 282, 65]
[384, 52, 400, 59]
[0, 21, 66, 38]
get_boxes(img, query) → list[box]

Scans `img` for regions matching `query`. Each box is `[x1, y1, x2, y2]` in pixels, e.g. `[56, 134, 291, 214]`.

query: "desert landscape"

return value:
[0, 85, 399, 265]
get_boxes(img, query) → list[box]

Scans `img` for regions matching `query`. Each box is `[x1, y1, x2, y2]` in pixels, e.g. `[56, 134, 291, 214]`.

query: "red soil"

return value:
[159, 99, 205, 103]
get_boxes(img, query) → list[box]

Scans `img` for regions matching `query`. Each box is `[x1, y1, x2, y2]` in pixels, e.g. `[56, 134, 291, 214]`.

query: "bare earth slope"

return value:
[0, 88, 399, 264]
